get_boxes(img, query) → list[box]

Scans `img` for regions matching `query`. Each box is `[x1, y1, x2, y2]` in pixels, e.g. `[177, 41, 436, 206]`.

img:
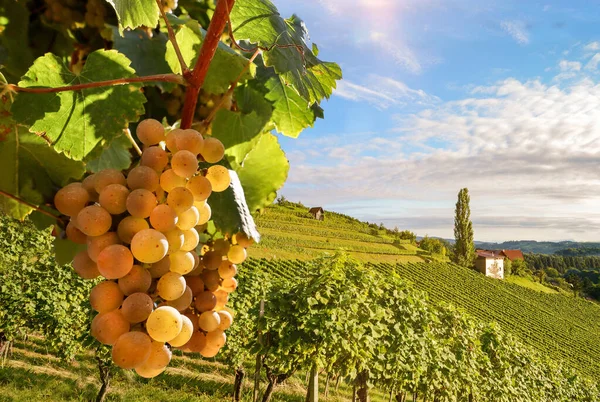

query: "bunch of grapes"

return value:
[54, 119, 252, 377]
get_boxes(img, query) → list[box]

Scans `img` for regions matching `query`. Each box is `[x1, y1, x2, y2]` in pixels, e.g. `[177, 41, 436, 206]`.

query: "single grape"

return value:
[157, 272, 186, 300]
[76, 205, 112, 237]
[98, 183, 129, 215]
[185, 276, 205, 296]
[165, 128, 183, 152]
[73, 250, 100, 279]
[146, 306, 183, 342]
[181, 228, 199, 252]
[227, 245, 247, 264]
[130, 229, 169, 263]
[186, 176, 212, 201]
[201, 270, 221, 291]
[135, 364, 166, 379]
[198, 311, 220, 332]
[126, 189, 157, 218]
[194, 291, 217, 312]
[91, 310, 130, 345]
[97, 244, 134, 279]
[217, 311, 233, 330]
[167, 314, 194, 347]
[94, 169, 126, 194]
[171, 150, 199, 179]
[205, 165, 230, 192]
[121, 292, 154, 323]
[141, 146, 169, 172]
[150, 204, 179, 232]
[159, 169, 187, 193]
[176, 206, 199, 231]
[202, 251, 222, 270]
[201, 137, 224, 163]
[87, 232, 120, 262]
[218, 260, 237, 279]
[234, 232, 254, 248]
[205, 329, 226, 349]
[148, 256, 171, 278]
[136, 118, 165, 146]
[142, 341, 172, 369]
[183, 331, 207, 353]
[54, 183, 89, 217]
[214, 289, 229, 311]
[111, 331, 152, 369]
[213, 238, 230, 255]
[221, 277, 238, 293]
[167, 187, 194, 213]
[164, 228, 184, 254]
[169, 251, 195, 275]
[175, 129, 204, 155]
[127, 166, 160, 192]
[118, 265, 152, 295]
[66, 220, 87, 244]
[198, 202, 212, 225]
[90, 281, 124, 313]
[117, 216, 149, 244]
[82, 174, 99, 201]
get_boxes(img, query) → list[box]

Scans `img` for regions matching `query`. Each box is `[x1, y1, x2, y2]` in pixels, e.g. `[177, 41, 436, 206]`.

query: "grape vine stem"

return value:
[6, 74, 186, 94]
[156, 0, 191, 78]
[123, 128, 142, 156]
[180, 0, 236, 129]
[0, 190, 64, 221]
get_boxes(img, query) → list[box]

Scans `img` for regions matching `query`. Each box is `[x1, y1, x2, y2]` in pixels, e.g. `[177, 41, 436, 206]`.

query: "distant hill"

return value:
[475, 240, 600, 255]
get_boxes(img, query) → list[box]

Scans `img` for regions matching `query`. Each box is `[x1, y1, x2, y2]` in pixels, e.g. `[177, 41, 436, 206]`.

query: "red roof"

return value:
[476, 250, 504, 259]
[501, 249, 524, 261]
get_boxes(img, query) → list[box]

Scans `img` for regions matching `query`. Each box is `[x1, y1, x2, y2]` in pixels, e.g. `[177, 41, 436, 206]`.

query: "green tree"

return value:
[398, 230, 417, 244]
[453, 188, 475, 267]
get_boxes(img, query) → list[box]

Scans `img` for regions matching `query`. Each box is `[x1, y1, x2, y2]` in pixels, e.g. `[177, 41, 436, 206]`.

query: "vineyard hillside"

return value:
[243, 258, 600, 380]
[251, 202, 434, 263]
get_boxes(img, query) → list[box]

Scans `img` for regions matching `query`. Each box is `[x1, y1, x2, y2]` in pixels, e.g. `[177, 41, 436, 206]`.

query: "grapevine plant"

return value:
[0, 0, 340, 376]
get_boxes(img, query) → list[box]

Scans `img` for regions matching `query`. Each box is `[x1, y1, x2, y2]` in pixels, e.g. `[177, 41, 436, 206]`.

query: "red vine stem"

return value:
[7, 74, 185, 94]
[156, 0, 190, 77]
[180, 0, 236, 129]
[0, 189, 64, 221]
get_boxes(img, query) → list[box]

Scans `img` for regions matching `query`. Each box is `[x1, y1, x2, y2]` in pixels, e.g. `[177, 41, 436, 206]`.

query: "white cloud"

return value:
[584, 41, 600, 52]
[559, 60, 581, 71]
[282, 71, 600, 241]
[334, 75, 439, 109]
[585, 53, 600, 71]
[500, 20, 530, 45]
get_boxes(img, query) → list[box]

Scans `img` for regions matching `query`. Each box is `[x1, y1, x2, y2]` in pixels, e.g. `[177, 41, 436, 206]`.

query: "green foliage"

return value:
[0, 214, 93, 359]
[106, 0, 159, 32]
[12, 50, 146, 161]
[453, 188, 475, 267]
[419, 236, 446, 255]
[397, 230, 417, 243]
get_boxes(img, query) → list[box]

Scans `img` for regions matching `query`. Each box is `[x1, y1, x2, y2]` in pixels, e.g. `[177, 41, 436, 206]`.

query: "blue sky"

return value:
[272, 0, 600, 242]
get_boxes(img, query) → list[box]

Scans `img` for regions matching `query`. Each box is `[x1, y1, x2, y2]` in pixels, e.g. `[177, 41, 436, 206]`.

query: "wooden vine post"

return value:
[253, 299, 265, 402]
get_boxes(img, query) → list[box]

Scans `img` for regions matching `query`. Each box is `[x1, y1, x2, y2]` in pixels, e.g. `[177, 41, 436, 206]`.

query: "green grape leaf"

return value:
[212, 88, 272, 165]
[54, 237, 87, 265]
[237, 133, 289, 212]
[11, 50, 146, 161]
[0, 97, 85, 220]
[111, 27, 174, 90]
[165, 20, 255, 94]
[87, 135, 133, 173]
[208, 170, 261, 241]
[29, 206, 60, 230]
[0, 0, 34, 83]
[106, 0, 159, 33]
[264, 74, 315, 138]
[230, 0, 342, 103]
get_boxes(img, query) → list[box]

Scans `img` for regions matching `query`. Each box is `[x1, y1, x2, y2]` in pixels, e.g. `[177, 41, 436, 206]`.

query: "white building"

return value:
[475, 250, 504, 279]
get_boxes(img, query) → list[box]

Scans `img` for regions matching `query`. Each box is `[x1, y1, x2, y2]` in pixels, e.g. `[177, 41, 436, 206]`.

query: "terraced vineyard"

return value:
[252, 203, 433, 263]
[242, 257, 600, 380]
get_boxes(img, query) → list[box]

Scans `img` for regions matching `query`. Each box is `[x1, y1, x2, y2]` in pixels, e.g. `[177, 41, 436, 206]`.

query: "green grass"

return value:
[252, 203, 427, 263]
[0, 336, 392, 402]
[505, 275, 560, 294]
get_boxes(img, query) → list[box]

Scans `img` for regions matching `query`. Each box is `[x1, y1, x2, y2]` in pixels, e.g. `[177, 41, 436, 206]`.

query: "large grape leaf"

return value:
[165, 20, 255, 94]
[106, 0, 159, 33]
[264, 73, 316, 138]
[230, 0, 342, 104]
[237, 133, 289, 212]
[0, 95, 85, 220]
[0, 0, 34, 83]
[87, 135, 133, 173]
[11, 50, 146, 161]
[208, 170, 261, 241]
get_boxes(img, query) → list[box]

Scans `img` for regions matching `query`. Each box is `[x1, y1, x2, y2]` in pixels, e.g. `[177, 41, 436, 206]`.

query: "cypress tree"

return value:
[454, 188, 475, 267]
